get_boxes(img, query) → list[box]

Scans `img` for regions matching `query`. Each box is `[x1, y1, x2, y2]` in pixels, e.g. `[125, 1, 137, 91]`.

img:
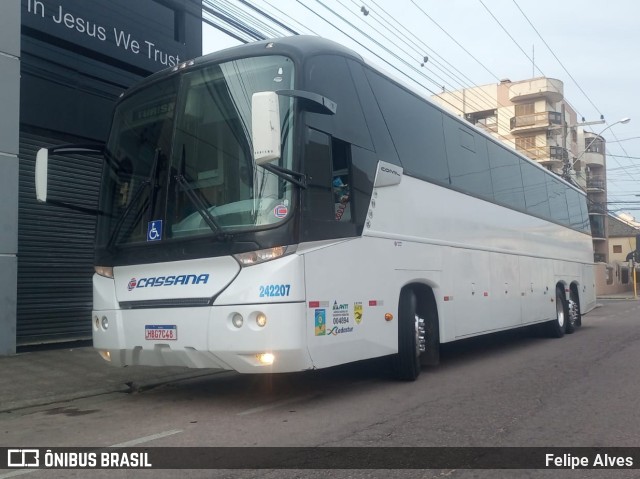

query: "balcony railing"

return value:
[510, 111, 562, 130]
[516, 145, 568, 162]
[587, 178, 606, 190]
[594, 253, 607, 263]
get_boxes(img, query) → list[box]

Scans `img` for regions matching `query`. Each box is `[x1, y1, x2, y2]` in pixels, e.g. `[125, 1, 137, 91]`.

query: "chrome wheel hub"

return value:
[415, 314, 426, 355]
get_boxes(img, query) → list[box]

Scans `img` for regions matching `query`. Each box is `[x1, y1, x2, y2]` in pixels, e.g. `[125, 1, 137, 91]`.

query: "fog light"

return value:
[257, 353, 275, 365]
[256, 313, 267, 328]
[232, 313, 244, 328]
[94, 315, 99, 329]
[101, 316, 109, 330]
[98, 350, 111, 362]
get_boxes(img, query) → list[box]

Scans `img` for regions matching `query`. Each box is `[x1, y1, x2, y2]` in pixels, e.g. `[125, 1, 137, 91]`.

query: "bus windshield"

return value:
[98, 55, 295, 248]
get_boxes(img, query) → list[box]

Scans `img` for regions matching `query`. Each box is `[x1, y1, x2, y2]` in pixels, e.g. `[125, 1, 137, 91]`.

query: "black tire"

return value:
[570, 288, 582, 328]
[546, 286, 567, 338]
[391, 289, 421, 381]
[420, 299, 440, 367]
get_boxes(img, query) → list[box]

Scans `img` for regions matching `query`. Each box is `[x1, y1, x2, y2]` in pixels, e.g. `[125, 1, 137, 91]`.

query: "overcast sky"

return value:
[202, 0, 640, 217]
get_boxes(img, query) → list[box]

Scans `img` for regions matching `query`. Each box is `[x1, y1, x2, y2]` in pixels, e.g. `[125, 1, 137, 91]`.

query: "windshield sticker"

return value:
[147, 220, 163, 242]
[273, 204, 288, 219]
[314, 309, 326, 336]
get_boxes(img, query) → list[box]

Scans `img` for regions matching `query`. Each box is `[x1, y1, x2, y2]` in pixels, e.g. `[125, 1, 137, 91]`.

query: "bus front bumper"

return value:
[92, 301, 313, 373]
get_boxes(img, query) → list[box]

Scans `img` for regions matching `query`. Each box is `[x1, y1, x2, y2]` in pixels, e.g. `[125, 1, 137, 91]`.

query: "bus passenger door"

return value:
[301, 127, 357, 242]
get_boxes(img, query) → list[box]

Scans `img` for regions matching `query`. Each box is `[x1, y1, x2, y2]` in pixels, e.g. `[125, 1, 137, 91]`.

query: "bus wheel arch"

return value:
[391, 283, 440, 381]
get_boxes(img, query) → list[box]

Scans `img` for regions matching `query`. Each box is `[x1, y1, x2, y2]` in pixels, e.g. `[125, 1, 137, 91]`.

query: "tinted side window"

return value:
[444, 116, 493, 200]
[302, 128, 358, 242]
[566, 189, 584, 231]
[366, 70, 449, 184]
[347, 61, 400, 166]
[305, 55, 373, 150]
[521, 162, 551, 218]
[580, 196, 591, 234]
[547, 176, 570, 225]
[487, 141, 525, 210]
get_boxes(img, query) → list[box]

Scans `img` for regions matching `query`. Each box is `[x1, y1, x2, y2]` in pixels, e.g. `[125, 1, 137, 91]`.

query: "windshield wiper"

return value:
[106, 148, 161, 248]
[174, 174, 227, 239]
[259, 163, 307, 188]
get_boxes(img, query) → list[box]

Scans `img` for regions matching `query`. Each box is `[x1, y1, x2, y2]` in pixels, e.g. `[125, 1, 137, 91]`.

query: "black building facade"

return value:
[1, 0, 202, 350]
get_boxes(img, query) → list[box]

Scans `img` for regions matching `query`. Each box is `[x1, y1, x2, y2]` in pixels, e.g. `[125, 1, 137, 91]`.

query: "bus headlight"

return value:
[95, 266, 114, 278]
[256, 313, 267, 328]
[233, 245, 297, 267]
[101, 316, 109, 330]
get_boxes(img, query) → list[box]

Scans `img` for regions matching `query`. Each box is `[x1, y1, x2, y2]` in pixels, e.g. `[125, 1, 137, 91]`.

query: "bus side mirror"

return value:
[252, 91, 281, 165]
[35, 148, 49, 203]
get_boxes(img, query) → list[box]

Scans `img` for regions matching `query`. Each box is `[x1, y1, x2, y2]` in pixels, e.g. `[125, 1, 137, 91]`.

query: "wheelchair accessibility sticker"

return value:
[147, 220, 163, 242]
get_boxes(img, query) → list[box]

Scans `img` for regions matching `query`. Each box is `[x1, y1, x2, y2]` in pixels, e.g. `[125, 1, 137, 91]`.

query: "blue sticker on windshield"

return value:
[147, 220, 163, 242]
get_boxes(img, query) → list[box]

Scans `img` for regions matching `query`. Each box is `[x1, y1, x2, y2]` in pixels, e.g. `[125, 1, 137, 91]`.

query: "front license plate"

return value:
[145, 325, 177, 340]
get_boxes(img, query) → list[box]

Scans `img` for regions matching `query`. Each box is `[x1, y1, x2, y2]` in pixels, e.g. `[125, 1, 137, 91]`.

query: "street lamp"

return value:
[571, 117, 631, 169]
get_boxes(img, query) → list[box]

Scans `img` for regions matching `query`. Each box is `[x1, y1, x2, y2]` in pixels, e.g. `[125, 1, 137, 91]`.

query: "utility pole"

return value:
[561, 103, 568, 179]
[561, 114, 606, 181]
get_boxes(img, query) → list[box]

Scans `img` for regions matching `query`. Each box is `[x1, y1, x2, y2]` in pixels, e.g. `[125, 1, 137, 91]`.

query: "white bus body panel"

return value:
[93, 174, 596, 372]
[363, 175, 596, 342]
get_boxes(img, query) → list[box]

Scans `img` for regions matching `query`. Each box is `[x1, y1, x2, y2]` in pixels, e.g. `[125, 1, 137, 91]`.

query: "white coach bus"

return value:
[36, 36, 596, 380]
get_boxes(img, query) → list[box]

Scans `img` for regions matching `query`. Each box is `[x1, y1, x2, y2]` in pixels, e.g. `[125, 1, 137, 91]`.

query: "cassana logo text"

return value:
[127, 274, 209, 291]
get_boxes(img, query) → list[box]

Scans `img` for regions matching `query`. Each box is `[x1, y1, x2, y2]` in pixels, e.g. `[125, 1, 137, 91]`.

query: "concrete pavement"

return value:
[0, 342, 221, 413]
[0, 294, 636, 413]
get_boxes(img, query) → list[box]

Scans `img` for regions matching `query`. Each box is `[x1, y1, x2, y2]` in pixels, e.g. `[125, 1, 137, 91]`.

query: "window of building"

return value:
[467, 110, 498, 133]
[515, 103, 535, 116]
[585, 137, 604, 154]
[515, 135, 538, 160]
[613, 245, 622, 253]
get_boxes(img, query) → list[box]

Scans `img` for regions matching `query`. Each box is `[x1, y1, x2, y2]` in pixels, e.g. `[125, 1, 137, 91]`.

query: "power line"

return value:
[409, 0, 501, 82]
[511, 0, 603, 118]
[478, 0, 544, 77]
[238, 0, 300, 36]
[354, 0, 516, 135]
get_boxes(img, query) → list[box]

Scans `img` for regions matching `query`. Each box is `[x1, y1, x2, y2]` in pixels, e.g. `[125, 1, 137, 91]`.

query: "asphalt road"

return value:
[2, 299, 640, 479]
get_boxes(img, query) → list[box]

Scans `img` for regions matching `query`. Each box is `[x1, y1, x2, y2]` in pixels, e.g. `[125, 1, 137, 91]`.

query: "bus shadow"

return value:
[142, 324, 556, 405]
[437, 325, 543, 366]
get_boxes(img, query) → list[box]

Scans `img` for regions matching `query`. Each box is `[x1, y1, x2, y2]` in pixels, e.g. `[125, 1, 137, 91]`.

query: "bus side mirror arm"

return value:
[276, 89, 337, 115]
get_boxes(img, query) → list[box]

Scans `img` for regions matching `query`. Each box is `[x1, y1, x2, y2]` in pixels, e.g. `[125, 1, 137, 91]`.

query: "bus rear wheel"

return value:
[570, 287, 582, 328]
[391, 289, 422, 381]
